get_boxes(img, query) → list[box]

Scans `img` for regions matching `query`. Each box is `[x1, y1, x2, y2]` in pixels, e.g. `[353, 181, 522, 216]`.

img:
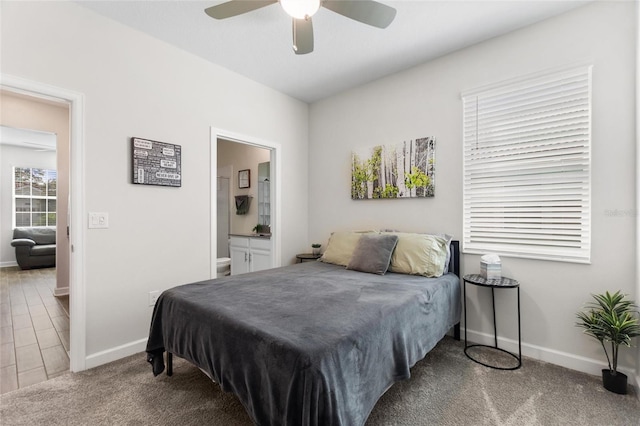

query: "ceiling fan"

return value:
[205, 0, 397, 55]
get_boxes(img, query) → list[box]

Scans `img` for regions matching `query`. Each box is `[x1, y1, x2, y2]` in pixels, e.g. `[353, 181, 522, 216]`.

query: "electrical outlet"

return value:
[149, 290, 160, 306]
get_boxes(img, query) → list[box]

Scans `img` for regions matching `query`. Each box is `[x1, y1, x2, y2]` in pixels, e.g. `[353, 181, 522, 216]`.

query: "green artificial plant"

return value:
[575, 290, 640, 375]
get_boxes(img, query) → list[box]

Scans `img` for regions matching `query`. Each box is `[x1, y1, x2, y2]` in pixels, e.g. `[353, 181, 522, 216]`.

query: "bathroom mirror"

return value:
[257, 162, 270, 227]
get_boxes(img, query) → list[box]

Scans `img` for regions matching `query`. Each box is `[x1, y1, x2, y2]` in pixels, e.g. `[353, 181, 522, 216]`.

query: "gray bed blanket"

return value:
[146, 261, 460, 426]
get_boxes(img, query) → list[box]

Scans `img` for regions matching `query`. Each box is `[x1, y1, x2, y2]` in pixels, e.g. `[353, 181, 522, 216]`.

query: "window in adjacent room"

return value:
[13, 167, 57, 228]
[462, 65, 591, 263]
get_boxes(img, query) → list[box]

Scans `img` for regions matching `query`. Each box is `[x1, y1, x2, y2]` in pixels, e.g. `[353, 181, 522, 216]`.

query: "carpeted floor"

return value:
[1, 337, 638, 425]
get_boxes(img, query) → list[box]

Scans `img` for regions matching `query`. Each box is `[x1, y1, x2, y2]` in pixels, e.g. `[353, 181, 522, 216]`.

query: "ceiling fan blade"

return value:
[205, 0, 277, 19]
[322, 0, 396, 28]
[292, 18, 314, 55]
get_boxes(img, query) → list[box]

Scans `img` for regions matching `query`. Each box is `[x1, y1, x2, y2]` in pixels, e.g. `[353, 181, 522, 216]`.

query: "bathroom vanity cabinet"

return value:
[229, 235, 272, 275]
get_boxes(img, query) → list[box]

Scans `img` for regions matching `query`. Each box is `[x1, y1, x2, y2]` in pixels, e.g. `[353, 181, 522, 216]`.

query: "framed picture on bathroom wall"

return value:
[238, 169, 250, 188]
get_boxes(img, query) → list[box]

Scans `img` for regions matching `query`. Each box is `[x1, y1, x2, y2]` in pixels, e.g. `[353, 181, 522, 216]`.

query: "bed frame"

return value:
[163, 240, 461, 377]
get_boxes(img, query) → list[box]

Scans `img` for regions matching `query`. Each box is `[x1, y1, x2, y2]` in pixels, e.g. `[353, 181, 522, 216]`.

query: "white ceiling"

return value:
[77, 0, 591, 103]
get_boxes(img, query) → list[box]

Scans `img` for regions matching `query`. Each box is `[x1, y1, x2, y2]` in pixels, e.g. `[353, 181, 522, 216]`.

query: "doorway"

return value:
[0, 93, 71, 391]
[210, 128, 282, 278]
[0, 94, 70, 291]
[1, 74, 86, 373]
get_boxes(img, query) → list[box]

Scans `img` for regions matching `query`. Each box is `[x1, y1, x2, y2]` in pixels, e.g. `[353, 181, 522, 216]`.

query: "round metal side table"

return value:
[463, 273, 521, 370]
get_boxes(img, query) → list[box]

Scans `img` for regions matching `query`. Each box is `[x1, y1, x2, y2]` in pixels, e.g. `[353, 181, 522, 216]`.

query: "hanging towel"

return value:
[235, 195, 251, 215]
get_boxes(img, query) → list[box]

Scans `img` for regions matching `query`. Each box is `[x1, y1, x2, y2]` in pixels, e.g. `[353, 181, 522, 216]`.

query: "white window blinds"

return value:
[462, 66, 591, 263]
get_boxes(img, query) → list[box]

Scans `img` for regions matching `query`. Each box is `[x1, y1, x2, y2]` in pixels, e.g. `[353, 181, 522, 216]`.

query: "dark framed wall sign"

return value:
[131, 137, 182, 187]
[238, 169, 250, 188]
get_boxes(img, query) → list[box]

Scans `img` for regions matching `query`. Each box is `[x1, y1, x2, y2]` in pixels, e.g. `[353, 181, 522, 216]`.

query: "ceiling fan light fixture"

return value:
[205, 0, 397, 55]
[280, 0, 320, 19]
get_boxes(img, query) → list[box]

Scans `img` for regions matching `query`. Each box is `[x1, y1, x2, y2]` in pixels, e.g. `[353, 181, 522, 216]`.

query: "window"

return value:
[462, 66, 591, 263]
[13, 167, 57, 228]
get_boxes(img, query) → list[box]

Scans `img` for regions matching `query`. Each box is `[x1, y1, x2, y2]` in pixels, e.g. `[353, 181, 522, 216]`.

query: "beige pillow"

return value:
[387, 232, 449, 277]
[320, 231, 372, 266]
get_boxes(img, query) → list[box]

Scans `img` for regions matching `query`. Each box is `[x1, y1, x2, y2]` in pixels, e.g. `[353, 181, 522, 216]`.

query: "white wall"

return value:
[1, 1, 309, 363]
[309, 2, 637, 375]
[0, 145, 56, 265]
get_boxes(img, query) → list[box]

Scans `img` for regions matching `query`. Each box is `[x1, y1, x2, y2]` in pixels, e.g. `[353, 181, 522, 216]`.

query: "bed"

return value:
[146, 236, 461, 426]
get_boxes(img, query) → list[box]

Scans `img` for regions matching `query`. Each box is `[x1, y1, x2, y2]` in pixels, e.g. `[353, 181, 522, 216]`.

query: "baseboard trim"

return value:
[53, 286, 69, 297]
[464, 328, 637, 381]
[0, 261, 18, 268]
[85, 338, 147, 370]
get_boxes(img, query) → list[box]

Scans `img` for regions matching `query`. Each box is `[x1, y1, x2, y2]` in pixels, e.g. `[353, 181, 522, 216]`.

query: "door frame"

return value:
[1, 74, 87, 372]
[210, 127, 281, 277]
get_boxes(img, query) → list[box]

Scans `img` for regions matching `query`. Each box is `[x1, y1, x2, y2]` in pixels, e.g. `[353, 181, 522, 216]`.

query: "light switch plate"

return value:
[88, 212, 109, 229]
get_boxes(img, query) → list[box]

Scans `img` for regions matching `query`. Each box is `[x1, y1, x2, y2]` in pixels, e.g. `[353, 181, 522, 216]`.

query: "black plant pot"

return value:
[602, 369, 628, 394]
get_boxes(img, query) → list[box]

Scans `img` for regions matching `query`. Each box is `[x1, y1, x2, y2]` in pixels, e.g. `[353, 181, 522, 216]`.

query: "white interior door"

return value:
[216, 176, 230, 258]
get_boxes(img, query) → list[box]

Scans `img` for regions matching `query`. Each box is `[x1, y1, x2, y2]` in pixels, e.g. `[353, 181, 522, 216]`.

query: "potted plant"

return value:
[575, 290, 640, 394]
[311, 243, 321, 256]
[252, 224, 270, 235]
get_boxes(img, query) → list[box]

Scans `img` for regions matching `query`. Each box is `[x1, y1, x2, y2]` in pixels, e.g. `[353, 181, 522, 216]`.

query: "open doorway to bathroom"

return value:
[210, 128, 281, 279]
[216, 139, 271, 277]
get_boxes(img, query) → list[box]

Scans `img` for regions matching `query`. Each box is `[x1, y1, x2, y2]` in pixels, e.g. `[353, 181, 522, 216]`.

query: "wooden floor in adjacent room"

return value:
[0, 267, 69, 394]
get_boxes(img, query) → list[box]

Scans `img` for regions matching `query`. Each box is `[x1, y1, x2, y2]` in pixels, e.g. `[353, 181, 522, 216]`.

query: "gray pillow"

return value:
[347, 234, 399, 275]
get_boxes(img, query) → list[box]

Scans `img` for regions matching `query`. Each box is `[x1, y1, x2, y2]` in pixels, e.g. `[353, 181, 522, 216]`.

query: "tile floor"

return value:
[0, 266, 69, 394]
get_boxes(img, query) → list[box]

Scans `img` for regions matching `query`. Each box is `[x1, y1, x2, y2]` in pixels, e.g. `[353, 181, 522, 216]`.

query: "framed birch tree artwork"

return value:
[351, 137, 435, 199]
